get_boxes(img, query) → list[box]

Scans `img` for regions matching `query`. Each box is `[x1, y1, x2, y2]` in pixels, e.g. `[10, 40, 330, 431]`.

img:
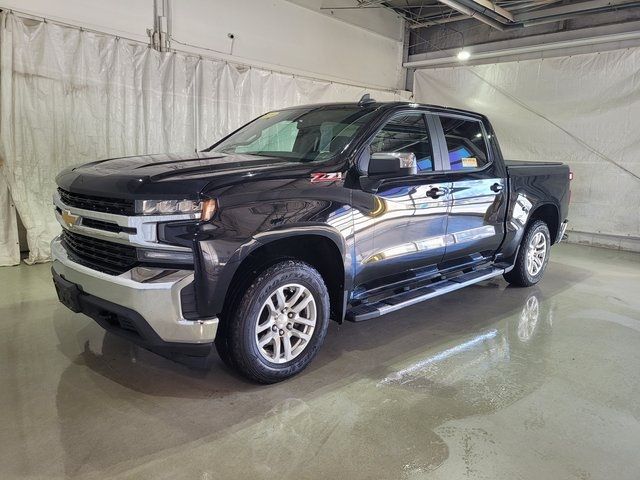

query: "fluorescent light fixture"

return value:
[457, 49, 471, 61]
[378, 329, 499, 386]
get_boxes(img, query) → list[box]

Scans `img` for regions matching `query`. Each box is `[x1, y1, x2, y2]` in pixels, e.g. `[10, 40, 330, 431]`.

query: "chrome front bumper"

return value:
[51, 237, 218, 345]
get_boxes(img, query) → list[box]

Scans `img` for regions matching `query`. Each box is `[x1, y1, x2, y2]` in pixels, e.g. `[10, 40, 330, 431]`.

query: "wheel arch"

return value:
[528, 202, 560, 244]
[496, 198, 560, 267]
[221, 232, 349, 325]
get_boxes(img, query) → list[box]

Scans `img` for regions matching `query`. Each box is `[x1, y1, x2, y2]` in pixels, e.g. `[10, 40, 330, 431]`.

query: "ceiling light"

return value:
[457, 49, 471, 61]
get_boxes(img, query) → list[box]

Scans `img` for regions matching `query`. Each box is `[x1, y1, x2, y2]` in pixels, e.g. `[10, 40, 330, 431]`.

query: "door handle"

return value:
[426, 187, 447, 199]
[490, 183, 503, 193]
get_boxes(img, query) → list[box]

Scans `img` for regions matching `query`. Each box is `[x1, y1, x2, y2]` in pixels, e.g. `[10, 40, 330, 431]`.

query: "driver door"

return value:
[353, 111, 452, 289]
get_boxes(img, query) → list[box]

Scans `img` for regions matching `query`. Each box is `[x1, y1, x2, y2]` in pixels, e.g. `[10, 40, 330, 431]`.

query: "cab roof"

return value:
[275, 101, 487, 121]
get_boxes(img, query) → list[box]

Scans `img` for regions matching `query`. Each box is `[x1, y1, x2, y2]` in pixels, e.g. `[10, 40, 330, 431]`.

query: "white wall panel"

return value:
[0, 0, 404, 89]
[0, 0, 152, 41]
[414, 50, 640, 251]
[288, 0, 404, 41]
[0, 178, 19, 265]
[171, 0, 404, 90]
[0, 13, 409, 264]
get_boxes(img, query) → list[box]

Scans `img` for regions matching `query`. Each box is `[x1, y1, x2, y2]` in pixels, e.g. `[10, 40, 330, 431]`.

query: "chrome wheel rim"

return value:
[526, 231, 547, 277]
[255, 284, 317, 364]
[517, 295, 540, 342]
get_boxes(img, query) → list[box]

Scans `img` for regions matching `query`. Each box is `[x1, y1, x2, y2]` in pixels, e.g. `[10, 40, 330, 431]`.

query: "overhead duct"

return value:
[458, 0, 514, 23]
[430, 0, 640, 31]
[435, 0, 516, 31]
[409, 15, 468, 29]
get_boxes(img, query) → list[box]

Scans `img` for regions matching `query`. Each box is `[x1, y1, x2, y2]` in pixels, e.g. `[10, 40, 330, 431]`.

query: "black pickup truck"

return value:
[52, 98, 570, 383]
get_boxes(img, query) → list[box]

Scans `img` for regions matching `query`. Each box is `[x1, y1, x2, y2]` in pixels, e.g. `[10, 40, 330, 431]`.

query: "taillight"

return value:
[568, 171, 573, 204]
[569, 171, 574, 181]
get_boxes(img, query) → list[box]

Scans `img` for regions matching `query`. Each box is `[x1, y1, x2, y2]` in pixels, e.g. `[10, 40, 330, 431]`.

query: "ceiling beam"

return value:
[514, 0, 639, 21]
[464, 0, 514, 22]
[435, 0, 512, 30]
[405, 20, 640, 67]
[409, 14, 468, 28]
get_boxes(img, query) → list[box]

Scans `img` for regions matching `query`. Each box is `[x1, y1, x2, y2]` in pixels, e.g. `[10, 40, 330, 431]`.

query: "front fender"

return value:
[191, 181, 354, 318]
[193, 224, 352, 319]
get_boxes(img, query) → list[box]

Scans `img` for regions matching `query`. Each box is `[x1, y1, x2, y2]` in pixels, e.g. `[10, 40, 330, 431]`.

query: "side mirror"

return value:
[368, 152, 417, 177]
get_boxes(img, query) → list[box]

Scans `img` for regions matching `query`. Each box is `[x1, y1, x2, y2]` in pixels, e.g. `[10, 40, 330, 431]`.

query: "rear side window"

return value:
[370, 113, 434, 172]
[439, 116, 489, 171]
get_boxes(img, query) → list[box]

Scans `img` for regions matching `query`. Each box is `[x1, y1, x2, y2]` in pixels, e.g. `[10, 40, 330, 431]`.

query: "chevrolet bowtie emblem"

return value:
[61, 210, 80, 228]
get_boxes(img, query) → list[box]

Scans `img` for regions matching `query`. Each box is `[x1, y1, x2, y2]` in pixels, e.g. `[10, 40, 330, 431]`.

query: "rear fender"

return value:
[496, 193, 559, 266]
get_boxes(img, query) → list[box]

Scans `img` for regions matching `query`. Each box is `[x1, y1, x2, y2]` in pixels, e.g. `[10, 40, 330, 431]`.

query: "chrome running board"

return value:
[346, 267, 505, 322]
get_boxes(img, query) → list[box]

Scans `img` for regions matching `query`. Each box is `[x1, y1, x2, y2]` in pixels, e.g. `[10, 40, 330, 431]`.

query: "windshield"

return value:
[211, 106, 376, 162]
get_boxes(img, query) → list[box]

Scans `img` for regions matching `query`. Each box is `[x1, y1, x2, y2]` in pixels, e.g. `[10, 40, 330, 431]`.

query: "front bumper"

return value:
[51, 237, 218, 354]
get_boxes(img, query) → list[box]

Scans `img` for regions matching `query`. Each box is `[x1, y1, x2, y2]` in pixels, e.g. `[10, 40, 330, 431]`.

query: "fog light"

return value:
[138, 249, 194, 263]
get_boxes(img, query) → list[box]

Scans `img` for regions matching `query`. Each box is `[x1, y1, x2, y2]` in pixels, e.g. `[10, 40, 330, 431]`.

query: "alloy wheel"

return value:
[255, 284, 317, 364]
[526, 231, 547, 277]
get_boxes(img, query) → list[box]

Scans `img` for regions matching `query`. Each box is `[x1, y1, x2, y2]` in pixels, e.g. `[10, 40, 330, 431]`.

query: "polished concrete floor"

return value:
[1, 243, 639, 479]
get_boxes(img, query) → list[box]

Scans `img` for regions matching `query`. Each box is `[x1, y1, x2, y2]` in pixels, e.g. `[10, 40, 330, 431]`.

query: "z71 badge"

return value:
[310, 172, 343, 183]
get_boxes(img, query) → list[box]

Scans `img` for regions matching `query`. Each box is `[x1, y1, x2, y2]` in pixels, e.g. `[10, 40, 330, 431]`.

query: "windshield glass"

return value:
[211, 106, 376, 162]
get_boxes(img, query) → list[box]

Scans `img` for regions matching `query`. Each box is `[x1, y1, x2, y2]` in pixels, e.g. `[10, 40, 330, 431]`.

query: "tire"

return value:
[504, 220, 551, 287]
[217, 260, 330, 384]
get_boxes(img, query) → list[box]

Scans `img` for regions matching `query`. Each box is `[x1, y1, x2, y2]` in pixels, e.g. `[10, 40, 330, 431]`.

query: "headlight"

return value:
[137, 198, 217, 220]
[138, 199, 200, 215]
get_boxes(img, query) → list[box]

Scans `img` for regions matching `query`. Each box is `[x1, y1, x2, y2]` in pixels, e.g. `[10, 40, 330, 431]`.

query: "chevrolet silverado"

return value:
[52, 97, 570, 383]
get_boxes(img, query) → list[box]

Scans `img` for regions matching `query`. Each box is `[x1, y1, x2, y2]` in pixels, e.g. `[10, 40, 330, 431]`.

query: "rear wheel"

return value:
[217, 260, 329, 383]
[504, 220, 551, 287]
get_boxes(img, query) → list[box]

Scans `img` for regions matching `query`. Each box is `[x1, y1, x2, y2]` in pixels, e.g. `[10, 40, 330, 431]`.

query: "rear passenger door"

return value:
[434, 114, 508, 270]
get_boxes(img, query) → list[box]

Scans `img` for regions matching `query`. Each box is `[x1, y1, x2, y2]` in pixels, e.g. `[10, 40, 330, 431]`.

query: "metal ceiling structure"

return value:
[349, 0, 640, 30]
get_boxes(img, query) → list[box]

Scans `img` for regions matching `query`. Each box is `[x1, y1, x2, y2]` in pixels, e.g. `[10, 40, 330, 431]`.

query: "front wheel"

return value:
[219, 260, 329, 383]
[504, 220, 551, 287]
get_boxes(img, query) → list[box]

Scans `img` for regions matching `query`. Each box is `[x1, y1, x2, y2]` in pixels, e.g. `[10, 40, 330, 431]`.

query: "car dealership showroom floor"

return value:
[1, 243, 638, 480]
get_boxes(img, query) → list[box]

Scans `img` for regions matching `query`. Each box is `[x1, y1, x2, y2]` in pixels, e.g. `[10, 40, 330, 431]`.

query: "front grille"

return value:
[58, 188, 135, 215]
[61, 230, 138, 275]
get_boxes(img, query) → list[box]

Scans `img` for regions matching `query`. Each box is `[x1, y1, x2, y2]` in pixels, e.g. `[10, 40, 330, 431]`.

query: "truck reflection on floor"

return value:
[378, 291, 554, 407]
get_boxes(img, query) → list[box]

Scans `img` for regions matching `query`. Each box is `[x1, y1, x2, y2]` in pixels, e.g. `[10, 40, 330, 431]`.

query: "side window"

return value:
[369, 113, 434, 172]
[440, 116, 489, 171]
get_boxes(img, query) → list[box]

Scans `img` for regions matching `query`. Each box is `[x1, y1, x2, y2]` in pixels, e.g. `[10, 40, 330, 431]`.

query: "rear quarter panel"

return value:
[496, 162, 570, 264]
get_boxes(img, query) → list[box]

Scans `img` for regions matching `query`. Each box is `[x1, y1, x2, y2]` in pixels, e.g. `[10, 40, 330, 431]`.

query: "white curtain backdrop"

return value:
[414, 49, 640, 250]
[0, 12, 410, 266]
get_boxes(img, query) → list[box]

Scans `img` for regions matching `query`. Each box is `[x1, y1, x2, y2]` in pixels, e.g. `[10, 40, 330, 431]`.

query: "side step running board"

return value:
[346, 267, 505, 322]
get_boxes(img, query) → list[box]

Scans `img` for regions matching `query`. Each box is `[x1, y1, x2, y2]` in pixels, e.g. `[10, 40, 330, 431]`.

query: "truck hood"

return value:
[56, 152, 316, 199]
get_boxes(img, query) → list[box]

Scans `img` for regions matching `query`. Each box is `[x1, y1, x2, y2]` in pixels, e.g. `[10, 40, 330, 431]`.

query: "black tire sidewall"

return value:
[229, 260, 329, 382]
